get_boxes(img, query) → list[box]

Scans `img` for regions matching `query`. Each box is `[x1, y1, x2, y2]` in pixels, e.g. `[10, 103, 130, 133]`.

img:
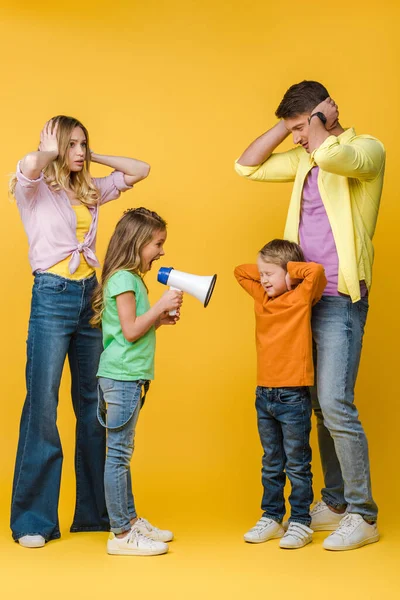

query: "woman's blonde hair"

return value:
[90, 207, 167, 328]
[9, 115, 100, 206]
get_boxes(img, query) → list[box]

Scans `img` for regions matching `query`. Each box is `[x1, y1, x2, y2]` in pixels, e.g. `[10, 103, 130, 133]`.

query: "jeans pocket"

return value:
[37, 275, 68, 294]
[98, 380, 144, 431]
[278, 387, 309, 405]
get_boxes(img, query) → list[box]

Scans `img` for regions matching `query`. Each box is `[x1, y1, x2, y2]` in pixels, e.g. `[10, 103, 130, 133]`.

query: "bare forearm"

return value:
[125, 303, 165, 342]
[20, 150, 58, 179]
[237, 121, 289, 166]
[91, 152, 150, 178]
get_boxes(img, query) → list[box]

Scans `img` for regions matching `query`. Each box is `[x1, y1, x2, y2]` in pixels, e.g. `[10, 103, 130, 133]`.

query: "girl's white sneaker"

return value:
[244, 517, 284, 543]
[18, 535, 45, 548]
[107, 529, 168, 556]
[279, 522, 313, 549]
[134, 517, 174, 542]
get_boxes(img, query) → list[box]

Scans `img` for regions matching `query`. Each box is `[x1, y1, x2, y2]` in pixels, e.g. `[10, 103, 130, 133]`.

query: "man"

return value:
[235, 80, 385, 551]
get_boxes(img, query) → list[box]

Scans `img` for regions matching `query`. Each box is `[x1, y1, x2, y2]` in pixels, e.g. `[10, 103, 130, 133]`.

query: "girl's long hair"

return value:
[90, 207, 167, 328]
[9, 115, 100, 206]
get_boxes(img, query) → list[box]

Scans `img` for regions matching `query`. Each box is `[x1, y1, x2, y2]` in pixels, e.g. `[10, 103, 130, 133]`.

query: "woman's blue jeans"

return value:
[11, 272, 109, 541]
[97, 378, 149, 534]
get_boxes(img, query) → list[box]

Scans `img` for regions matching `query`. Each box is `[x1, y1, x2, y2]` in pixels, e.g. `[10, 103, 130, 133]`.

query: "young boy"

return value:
[234, 239, 327, 549]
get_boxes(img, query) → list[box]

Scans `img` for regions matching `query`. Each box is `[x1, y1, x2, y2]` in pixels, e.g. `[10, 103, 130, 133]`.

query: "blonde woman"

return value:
[10, 116, 150, 548]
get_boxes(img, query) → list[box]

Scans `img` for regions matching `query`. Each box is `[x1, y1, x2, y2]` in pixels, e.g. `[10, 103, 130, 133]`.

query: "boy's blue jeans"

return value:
[97, 377, 149, 534]
[11, 273, 109, 542]
[311, 295, 378, 520]
[255, 386, 313, 526]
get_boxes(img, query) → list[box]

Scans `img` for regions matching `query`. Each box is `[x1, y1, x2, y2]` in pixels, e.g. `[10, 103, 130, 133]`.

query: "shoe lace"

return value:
[311, 501, 326, 514]
[333, 514, 359, 537]
[137, 517, 160, 533]
[127, 528, 153, 546]
[285, 523, 310, 540]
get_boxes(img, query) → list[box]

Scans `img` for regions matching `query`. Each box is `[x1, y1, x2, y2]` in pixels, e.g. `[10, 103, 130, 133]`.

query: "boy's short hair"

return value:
[259, 239, 305, 270]
[275, 81, 329, 118]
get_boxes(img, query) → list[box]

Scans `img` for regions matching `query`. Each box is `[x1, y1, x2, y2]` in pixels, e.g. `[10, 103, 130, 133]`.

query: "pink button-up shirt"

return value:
[15, 162, 133, 274]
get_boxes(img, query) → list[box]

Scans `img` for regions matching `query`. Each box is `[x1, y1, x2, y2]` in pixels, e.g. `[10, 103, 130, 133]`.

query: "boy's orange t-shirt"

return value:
[234, 261, 327, 387]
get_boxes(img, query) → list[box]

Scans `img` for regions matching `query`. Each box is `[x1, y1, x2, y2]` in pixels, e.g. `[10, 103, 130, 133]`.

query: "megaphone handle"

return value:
[168, 286, 181, 316]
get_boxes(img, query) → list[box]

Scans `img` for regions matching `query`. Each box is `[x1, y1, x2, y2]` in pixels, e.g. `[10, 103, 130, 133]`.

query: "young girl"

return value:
[10, 116, 150, 548]
[91, 207, 183, 556]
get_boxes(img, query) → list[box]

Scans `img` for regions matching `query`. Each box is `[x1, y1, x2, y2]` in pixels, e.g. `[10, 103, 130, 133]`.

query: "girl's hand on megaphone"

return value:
[158, 309, 181, 326]
[161, 289, 183, 313]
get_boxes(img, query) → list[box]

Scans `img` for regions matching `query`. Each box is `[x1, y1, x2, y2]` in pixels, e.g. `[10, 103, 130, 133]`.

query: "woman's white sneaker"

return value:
[279, 522, 313, 549]
[18, 535, 45, 548]
[244, 517, 284, 543]
[107, 529, 169, 556]
[323, 513, 379, 551]
[133, 517, 174, 542]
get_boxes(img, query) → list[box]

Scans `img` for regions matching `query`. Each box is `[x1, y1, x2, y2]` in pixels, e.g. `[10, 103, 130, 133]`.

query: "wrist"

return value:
[308, 112, 327, 127]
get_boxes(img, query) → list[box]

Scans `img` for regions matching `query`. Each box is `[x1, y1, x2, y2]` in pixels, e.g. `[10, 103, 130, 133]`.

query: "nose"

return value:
[160, 248, 165, 256]
[293, 132, 301, 145]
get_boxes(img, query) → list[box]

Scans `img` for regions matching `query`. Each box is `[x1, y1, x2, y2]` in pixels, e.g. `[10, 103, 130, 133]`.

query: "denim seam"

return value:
[71, 333, 83, 522]
[342, 303, 369, 512]
[11, 309, 36, 517]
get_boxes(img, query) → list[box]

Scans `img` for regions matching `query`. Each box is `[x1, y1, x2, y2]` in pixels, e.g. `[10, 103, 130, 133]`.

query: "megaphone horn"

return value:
[157, 267, 217, 308]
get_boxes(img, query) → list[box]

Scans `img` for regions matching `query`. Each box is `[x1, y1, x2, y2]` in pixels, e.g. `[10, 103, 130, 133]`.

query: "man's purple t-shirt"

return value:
[299, 166, 366, 297]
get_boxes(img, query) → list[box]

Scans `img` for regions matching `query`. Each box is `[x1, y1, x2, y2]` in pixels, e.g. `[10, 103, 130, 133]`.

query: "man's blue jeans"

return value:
[256, 386, 313, 526]
[11, 273, 109, 541]
[311, 295, 378, 520]
[97, 378, 149, 534]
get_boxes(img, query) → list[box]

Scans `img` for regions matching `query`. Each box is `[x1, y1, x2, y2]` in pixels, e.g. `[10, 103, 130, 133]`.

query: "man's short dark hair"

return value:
[275, 81, 329, 119]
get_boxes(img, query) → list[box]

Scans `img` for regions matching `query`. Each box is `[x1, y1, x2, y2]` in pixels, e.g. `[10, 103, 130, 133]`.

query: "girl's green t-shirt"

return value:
[97, 270, 155, 381]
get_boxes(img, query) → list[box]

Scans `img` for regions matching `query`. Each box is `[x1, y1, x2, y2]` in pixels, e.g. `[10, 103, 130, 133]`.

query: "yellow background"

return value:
[0, 1, 399, 598]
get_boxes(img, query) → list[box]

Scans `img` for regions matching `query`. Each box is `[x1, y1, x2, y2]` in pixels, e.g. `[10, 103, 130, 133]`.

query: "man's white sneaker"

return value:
[18, 535, 45, 548]
[279, 522, 313, 549]
[310, 501, 347, 531]
[133, 517, 174, 542]
[107, 529, 169, 556]
[323, 513, 379, 551]
[244, 517, 284, 543]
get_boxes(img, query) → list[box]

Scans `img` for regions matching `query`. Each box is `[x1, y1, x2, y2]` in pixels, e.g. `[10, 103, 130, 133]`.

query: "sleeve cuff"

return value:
[111, 170, 134, 191]
[311, 135, 339, 161]
[16, 160, 45, 185]
[234, 159, 261, 176]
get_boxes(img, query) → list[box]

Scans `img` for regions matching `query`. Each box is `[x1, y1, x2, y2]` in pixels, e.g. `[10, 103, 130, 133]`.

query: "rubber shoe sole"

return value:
[323, 532, 380, 551]
[107, 543, 168, 556]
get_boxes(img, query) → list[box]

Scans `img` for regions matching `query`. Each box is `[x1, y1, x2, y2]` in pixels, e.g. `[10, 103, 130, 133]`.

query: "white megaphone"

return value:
[157, 267, 217, 315]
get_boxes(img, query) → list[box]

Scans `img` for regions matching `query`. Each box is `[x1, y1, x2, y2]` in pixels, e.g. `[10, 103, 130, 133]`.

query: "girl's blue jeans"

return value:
[97, 377, 149, 534]
[11, 272, 109, 542]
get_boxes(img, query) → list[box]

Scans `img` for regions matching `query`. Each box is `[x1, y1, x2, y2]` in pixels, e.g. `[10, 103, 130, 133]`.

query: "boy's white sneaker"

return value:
[107, 529, 169, 556]
[18, 535, 45, 548]
[323, 513, 379, 551]
[279, 522, 313, 549]
[133, 517, 174, 542]
[244, 517, 284, 543]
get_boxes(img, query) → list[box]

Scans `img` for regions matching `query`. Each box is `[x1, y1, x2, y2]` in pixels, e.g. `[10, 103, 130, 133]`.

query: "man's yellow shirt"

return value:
[235, 128, 385, 302]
